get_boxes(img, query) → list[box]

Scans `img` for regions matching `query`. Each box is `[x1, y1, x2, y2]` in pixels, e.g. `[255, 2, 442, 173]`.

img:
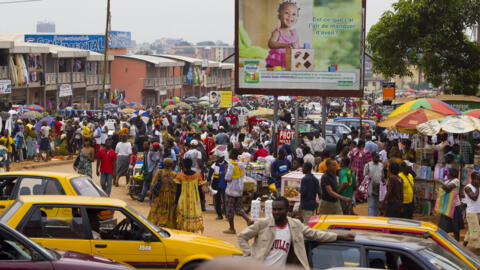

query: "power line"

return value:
[0, 0, 41, 4]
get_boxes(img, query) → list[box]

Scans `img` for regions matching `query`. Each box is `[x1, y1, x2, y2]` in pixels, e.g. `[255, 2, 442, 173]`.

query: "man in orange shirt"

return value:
[318, 150, 339, 174]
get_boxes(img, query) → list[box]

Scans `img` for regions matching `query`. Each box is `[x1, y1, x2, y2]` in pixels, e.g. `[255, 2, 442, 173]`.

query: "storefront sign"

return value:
[236, 0, 365, 96]
[210, 90, 233, 108]
[382, 82, 395, 101]
[278, 130, 295, 146]
[25, 31, 131, 52]
[58, 84, 72, 97]
[0, 80, 11, 94]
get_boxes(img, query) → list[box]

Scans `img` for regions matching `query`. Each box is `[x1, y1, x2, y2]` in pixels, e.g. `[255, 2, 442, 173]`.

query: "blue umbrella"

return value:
[35, 116, 55, 139]
[134, 110, 149, 118]
[129, 102, 143, 106]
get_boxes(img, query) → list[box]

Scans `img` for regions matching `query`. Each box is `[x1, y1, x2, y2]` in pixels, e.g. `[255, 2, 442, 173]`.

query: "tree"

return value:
[367, 0, 480, 95]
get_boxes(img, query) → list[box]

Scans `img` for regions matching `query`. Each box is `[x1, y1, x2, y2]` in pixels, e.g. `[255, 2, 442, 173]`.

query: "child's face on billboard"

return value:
[280, 4, 298, 28]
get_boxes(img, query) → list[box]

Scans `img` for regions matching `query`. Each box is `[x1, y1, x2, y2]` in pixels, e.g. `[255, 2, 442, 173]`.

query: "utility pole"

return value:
[101, 0, 111, 118]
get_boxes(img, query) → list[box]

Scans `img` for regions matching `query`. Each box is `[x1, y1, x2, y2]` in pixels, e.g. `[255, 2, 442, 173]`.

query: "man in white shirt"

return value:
[114, 135, 132, 186]
[238, 197, 354, 269]
[310, 131, 326, 155]
[184, 140, 203, 173]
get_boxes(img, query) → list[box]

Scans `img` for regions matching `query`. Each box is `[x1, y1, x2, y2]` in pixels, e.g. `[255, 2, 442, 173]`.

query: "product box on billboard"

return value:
[286, 49, 315, 71]
[281, 171, 323, 201]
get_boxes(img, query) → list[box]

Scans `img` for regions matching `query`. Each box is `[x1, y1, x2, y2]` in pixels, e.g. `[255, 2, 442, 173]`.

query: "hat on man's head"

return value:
[190, 139, 199, 146]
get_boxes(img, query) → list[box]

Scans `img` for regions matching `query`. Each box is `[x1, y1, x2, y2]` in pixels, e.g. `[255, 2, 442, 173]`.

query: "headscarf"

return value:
[163, 158, 174, 169]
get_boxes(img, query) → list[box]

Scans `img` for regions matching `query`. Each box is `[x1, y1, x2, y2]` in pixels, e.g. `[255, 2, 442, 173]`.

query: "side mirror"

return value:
[142, 232, 153, 242]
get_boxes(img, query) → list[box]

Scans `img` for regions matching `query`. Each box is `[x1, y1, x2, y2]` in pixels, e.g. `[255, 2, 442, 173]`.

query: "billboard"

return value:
[382, 82, 395, 101]
[210, 91, 233, 108]
[0, 80, 11, 94]
[236, 0, 365, 96]
[24, 31, 131, 52]
[278, 130, 295, 146]
[58, 84, 72, 97]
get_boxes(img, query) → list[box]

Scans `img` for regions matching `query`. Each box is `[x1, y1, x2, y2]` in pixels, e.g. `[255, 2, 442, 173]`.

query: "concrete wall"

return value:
[111, 57, 146, 103]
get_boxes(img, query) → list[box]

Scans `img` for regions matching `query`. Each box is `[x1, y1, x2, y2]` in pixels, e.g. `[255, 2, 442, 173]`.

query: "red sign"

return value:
[278, 130, 295, 146]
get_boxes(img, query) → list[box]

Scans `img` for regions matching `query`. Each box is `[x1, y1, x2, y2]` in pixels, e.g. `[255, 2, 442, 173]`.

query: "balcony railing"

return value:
[72, 72, 85, 83]
[45, 73, 57, 84]
[175, 77, 182, 85]
[144, 78, 155, 88]
[57, 72, 71, 83]
[87, 75, 99, 85]
[166, 77, 174, 85]
[0, 66, 8, 79]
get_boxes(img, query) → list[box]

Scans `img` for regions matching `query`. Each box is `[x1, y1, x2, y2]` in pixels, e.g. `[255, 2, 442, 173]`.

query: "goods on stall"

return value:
[281, 171, 323, 201]
[415, 148, 435, 166]
[284, 186, 299, 198]
[244, 177, 257, 193]
[265, 199, 273, 218]
[250, 199, 261, 221]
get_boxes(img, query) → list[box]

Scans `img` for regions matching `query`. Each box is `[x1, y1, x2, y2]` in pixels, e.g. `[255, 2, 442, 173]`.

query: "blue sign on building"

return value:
[24, 31, 131, 52]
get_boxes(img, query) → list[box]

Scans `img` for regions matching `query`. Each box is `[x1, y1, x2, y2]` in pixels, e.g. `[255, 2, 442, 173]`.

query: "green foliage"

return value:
[367, 0, 480, 95]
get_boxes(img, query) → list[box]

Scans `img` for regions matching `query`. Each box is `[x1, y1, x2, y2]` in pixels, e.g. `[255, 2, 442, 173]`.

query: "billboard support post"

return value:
[273, 95, 279, 155]
[294, 103, 299, 150]
[322, 98, 327, 139]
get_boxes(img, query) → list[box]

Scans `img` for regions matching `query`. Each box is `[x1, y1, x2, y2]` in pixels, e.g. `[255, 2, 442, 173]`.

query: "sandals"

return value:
[223, 229, 236, 234]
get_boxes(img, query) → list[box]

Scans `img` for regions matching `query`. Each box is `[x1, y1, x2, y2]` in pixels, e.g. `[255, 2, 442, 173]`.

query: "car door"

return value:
[0, 175, 20, 214]
[16, 205, 92, 255]
[365, 247, 428, 270]
[0, 226, 53, 270]
[86, 206, 167, 269]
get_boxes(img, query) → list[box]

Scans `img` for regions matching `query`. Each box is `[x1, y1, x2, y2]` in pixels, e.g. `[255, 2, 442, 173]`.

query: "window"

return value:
[70, 177, 106, 197]
[85, 207, 151, 241]
[310, 244, 361, 269]
[0, 176, 18, 200]
[16, 177, 64, 198]
[20, 207, 87, 239]
[367, 249, 423, 270]
[0, 230, 32, 261]
[418, 245, 472, 270]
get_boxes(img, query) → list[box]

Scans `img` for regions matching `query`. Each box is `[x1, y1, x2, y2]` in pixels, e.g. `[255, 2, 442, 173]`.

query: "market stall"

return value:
[281, 171, 323, 202]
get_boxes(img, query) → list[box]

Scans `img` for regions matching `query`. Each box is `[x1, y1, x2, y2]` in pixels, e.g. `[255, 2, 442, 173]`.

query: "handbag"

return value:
[73, 155, 80, 168]
[434, 187, 458, 218]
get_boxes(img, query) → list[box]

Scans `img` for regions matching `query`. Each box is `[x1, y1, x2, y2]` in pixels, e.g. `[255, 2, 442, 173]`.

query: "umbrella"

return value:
[389, 98, 460, 118]
[129, 102, 143, 107]
[162, 99, 177, 107]
[120, 108, 135, 114]
[463, 109, 480, 118]
[173, 97, 181, 103]
[278, 96, 290, 101]
[184, 96, 199, 103]
[20, 104, 45, 112]
[21, 111, 42, 120]
[198, 101, 209, 107]
[417, 115, 480, 136]
[164, 104, 177, 111]
[232, 96, 240, 102]
[176, 102, 191, 110]
[377, 108, 446, 132]
[103, 103, 117, 110]
[199, 96, 209, 102]
[248, 107, 274, 117]
[134, 110, 149, 118]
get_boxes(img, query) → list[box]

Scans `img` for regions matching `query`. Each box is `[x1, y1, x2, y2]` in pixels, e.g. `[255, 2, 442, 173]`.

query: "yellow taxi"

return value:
[1, 195, 242, 270]
[309, 215, 480, 269]
[0, 171, 106, 214]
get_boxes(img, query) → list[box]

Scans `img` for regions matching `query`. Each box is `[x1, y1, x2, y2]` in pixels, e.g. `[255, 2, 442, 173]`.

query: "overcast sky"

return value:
[0, 0, 397, 44]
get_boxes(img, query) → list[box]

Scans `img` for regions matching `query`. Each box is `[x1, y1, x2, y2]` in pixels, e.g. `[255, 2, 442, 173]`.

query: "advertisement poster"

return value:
[58, 84, 72, 97]
[382, 82, 395, 101]
[278, 129, 295, 146]
[0, 80, 11, 94]
[237, 0, 363, 94]
[210, 91, 233, 108]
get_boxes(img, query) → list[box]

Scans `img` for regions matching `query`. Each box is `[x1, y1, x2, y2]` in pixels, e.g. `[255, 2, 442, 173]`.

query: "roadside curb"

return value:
[22, 160, 74, 170]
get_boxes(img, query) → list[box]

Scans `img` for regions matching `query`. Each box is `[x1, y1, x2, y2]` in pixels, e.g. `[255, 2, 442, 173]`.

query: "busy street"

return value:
[0, 0, 479, 269]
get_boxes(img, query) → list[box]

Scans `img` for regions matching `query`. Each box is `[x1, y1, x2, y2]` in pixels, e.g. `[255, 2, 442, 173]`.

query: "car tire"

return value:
[181, 261, 204, 270]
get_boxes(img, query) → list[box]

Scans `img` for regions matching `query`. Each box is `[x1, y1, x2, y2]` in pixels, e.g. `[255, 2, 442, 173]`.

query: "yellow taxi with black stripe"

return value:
[0, 171, 106, 214]
[0, 195, 242, 270]
[309, 215, 480, 269]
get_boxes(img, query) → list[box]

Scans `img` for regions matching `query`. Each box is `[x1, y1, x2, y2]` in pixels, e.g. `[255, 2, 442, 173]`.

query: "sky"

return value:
[0, 0, 397, 44]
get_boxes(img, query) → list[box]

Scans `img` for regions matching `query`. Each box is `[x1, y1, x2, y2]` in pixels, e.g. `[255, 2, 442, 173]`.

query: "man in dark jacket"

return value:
[300, 162, 321, 225]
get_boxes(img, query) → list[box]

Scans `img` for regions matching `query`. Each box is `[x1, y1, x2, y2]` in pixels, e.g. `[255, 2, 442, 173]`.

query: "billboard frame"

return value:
[234, 0, 366, 97]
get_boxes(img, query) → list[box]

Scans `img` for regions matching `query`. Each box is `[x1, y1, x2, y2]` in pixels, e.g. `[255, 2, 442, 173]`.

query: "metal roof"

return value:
[117, 55, 185, 67]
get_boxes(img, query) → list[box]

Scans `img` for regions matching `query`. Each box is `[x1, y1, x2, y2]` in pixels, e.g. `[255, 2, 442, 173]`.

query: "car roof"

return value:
[338, 231, 433, 251]
[18, 195, 128, 207]
[312, 215, 438, 231]
[0, 171, 83, 179]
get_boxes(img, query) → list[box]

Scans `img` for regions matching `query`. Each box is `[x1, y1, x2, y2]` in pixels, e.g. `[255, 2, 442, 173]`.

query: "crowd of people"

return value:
[3, 97, 480, 253]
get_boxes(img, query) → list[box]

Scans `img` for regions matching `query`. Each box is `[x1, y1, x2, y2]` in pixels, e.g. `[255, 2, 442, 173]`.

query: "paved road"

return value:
[38, 163, 249, 246]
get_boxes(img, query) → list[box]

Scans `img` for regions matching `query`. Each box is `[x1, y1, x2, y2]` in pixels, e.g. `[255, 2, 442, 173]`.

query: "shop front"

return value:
[45, 89, 58, 112]
[86, 89, 99, 109]
[73, 87, 86, 104]
[142, 89, 157, 107]
[11, 88, 26, 105]
[27, 87, 44, 106]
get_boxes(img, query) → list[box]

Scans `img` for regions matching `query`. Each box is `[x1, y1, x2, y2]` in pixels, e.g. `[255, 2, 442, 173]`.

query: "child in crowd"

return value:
[0, 141, 7, 173]
[128, 146, 138, 185]
[266, 1, 301, 69]
[338, 157, 357, 215]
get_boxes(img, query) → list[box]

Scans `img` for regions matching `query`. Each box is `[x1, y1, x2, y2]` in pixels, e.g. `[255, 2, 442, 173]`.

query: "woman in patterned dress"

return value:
[175, 157, 205, 233]
[148, 158, 177, 228]
[348, 140, 372, 201]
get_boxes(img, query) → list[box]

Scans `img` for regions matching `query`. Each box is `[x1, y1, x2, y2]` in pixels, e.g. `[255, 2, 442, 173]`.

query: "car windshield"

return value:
[126, 205, 170, 238]
[70, 177, 107, 197]
[419, 244, 474, 270]
[436, 229, 480, 268]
